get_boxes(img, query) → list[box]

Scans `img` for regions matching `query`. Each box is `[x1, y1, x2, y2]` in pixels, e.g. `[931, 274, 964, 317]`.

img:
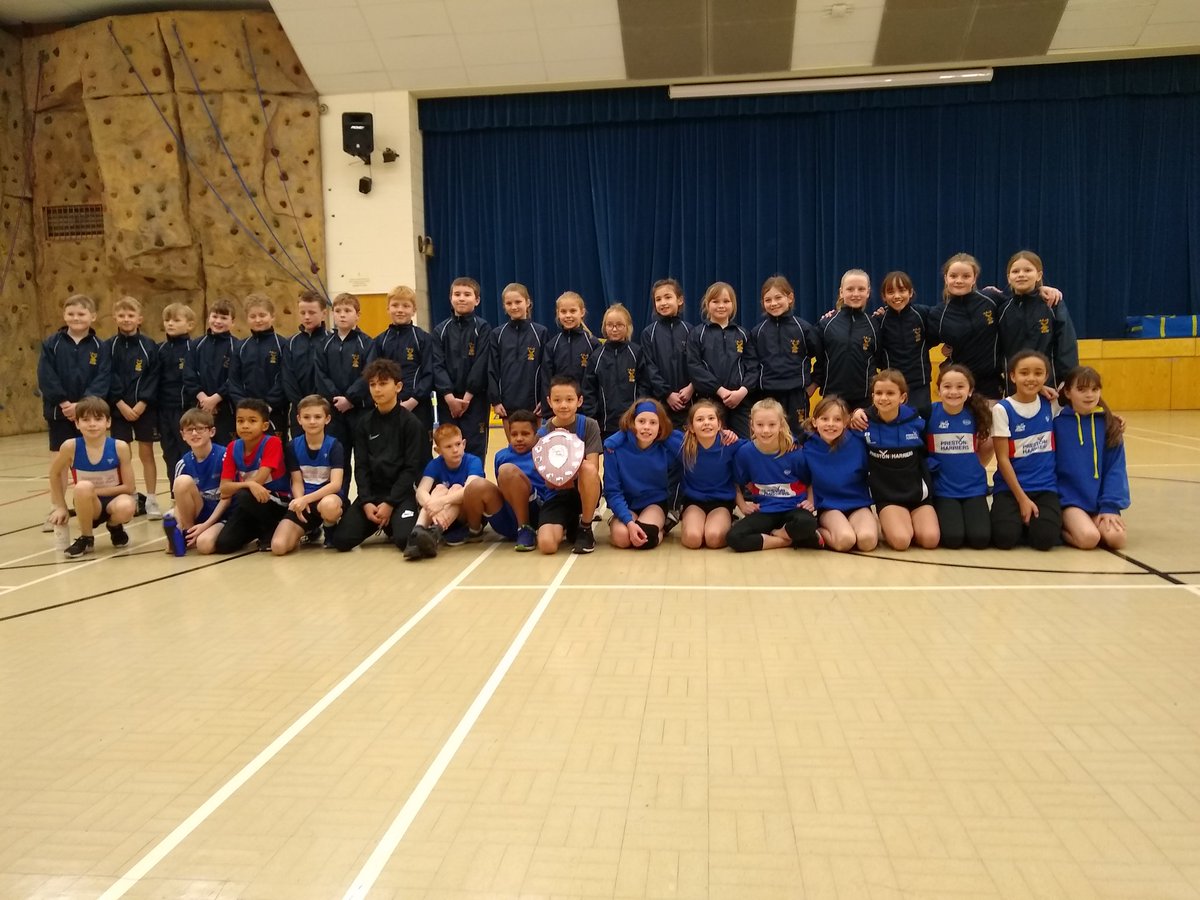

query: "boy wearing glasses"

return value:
[170, 407, 230, 553]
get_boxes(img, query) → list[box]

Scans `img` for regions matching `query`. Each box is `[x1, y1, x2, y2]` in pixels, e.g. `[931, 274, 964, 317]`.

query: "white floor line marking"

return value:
[2, 535, 166, 595]
[1124, 426, 1200, 442]
[1123, 433, 1200, 453]
[456, 582, 1184, 593]
[342, 553, 578, 900]
[97, 544, 499, 900]
[0, 518, 158, 569]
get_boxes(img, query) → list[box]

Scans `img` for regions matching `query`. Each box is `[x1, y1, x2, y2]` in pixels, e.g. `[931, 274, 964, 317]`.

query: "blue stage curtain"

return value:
[420, 56, 1200, 338]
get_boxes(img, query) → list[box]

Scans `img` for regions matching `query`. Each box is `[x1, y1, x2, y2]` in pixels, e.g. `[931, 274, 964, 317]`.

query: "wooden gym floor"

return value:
[0, 412, 1198, 900]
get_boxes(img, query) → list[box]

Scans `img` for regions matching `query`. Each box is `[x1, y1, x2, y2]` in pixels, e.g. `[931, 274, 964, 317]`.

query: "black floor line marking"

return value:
[1104, 548, 1187, 585]
[0, 552, 254, 622]
[0, 523, 47, 538]
[0, 548, 164, 571]
[847, 550, 1150, 577]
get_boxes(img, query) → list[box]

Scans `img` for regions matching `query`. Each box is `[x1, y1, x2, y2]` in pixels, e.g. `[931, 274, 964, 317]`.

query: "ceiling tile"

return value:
[444, 0, 537, 34]
[621, 23, 706, 78]
[791, 6, 883, 45]
[795, 0, 885, 9]
[466, 61, 550, 86]
[315, 71, 394, 94]
[276, 7, 373, 42]
[618, 0, 704, 29]
[532, 0, 620, 29]
[1147, 0, 1200, 25]
[1057, 2, 1153, 31]
[298, 39, 385, 74]
[711, 18, 794, 75]
[1050, 23, 1144, 49]
[791, 39, 878, 67]
[711, 0, 794, 24]
[874, 5, 974, 65]
[966, 2, 1067, 58]
[361, 2, 454, 38]
[387, 65, 472, 90]
[1137, 20, 1200, 44]
[544, 56, 626, 80]
[376, 33, 464, 68]
[538, 24, 624, 61]
[456, 29, 542, 65]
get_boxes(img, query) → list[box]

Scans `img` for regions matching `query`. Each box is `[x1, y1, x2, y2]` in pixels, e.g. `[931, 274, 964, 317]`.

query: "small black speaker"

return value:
[342, 112, 373, 162]
[358, 176, 372, 195]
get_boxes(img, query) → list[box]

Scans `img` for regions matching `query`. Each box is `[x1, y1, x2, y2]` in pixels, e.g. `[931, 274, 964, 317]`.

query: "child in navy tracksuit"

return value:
[158, 303, 195, 492]
[925, 364, 993, 550]
[433, 277, 492, 462]
[997, 250, 1078, 395]
[815, 269, 879, 413]
[686, 282, 757, 438]
[368, 284, 440, 453]
[38, 293, 111, 462]
[931, 253, 1004, 400]
[872, 271, 937, 420]
[640, 279, 692, 428]
[678, 399, 745, 550]
[991, 350, 1060, 550]
[546, 291, 600, 395]
[752, 275, 820, 435]
[284, 290, 329, 439]
[108, 295, 162, 517]
[582, 303, 661, 439]
[1055, 366, 1129, 550]
[488, 282, 548, 424]
[314, 292, 372, 487]
[726, 398, 822, 552]
[863, 369, 939, 551]
[228, 294, 290, 437]
[185, 297, 241, 445]
[603, 398, 683, 550]
[798, 395, 877, 552]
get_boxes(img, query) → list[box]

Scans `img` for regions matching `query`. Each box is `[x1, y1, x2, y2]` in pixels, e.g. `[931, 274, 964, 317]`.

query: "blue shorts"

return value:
[200, 497, 226, 523]
[486, 500, 541, 541]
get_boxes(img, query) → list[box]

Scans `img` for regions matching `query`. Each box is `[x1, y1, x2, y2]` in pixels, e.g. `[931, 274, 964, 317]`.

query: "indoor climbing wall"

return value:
[0, 30, 43, 436]
[19, 8, 323, 371]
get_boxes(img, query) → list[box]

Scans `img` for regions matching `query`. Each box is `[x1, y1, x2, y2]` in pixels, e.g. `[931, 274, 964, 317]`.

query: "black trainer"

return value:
[107, 524, 129, 548]
[410, 525, 439, 558]
[572, 522, 595, 554]
[135, 493, 147, 517]
[65, 535, 94, 558]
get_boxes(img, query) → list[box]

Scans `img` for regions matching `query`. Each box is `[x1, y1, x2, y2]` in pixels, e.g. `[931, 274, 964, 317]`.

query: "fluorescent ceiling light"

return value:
[669, 68, 993, 99]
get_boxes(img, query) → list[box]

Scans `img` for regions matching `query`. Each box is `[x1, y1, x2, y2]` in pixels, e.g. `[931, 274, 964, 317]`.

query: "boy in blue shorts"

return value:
[47, 396, 137, 557]
[38, 293, 111, 530]
[171, 407, 229, 554]
[462, 408, 543, 551]
[271, 394, 346, 555]
[406, 423, 485, 560]
[536, 375, 603, 554]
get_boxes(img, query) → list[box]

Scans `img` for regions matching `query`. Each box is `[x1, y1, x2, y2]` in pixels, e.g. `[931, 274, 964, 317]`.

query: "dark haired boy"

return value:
[47, 396, 136, 557]
[537, 375, 603, 554]
[462, 408, 545, 551]
[326, 359, 426, 553]
[212, 398, 290, 553]
[185, 298, 241, 445]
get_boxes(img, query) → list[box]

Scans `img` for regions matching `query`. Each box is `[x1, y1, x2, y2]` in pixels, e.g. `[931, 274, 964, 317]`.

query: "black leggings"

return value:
[933, 495, 991, 549]
[991, 490, 1061, 551]
[214, 492, 288, 552]
[727, 508, 821, 552]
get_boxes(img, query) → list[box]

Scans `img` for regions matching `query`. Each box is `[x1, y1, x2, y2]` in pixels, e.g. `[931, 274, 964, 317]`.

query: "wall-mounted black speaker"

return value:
[342, 112, 373, 163]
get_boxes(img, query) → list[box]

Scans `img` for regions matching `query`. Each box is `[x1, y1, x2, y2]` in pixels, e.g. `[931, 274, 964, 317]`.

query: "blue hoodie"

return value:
[680, 436, 744, 502]
[797, 430, 872, 512]
[1054, 407, 1129, 514]
[602, 430, 684, 523]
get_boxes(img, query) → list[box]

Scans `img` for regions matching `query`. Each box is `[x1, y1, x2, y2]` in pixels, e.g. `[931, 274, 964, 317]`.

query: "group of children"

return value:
[38, 252, 1127, 559]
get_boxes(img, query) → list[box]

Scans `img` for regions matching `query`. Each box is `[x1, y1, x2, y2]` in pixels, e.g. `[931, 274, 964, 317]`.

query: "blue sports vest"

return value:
[994, 397, 1056, 493]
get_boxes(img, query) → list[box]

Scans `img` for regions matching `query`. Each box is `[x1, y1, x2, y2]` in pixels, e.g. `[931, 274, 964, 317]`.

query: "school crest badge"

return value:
[1039, 318, 1050, 334]
[983, 310, 994, 326]
[790, 339, 800, 354]
[527, 347, 536, 361]
[89, 352, 98, 365]
[406, 348, 415, 361]
[351, 353, 360, 368]
[134, 359, 143, 372]
[627, 368, 636, 383]
[735, 340, 744, 353]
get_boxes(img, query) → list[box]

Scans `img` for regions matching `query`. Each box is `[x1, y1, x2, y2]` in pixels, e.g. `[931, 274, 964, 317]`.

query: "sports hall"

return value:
[3, 0, 1200, 898]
